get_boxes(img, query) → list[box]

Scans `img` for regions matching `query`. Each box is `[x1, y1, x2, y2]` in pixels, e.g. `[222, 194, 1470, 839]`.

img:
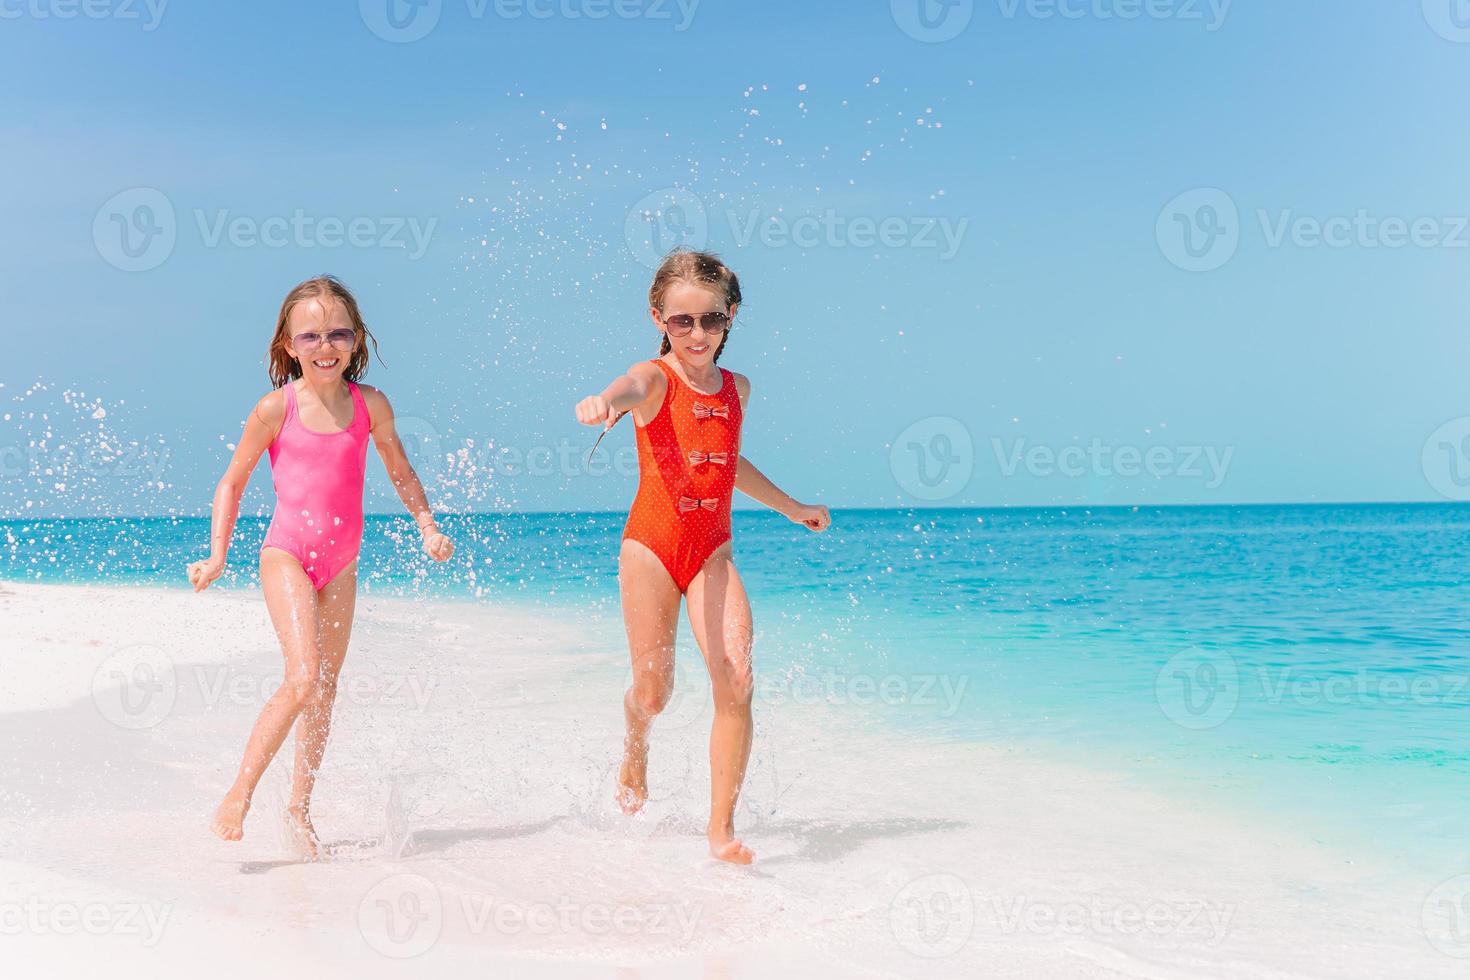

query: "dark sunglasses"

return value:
[292, 328, 356, 353]
[662, 312, 730, 337]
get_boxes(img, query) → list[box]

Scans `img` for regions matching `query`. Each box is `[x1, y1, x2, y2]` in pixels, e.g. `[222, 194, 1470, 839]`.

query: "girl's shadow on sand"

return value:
[237, 816, 564, 873]
[754, 817, 966, 866]
[239, 815, 961, 873]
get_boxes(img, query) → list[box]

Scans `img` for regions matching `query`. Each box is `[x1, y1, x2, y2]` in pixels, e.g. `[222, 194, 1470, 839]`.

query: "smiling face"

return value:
[652, 280, 737, 369]
[285, 296, 358, 383]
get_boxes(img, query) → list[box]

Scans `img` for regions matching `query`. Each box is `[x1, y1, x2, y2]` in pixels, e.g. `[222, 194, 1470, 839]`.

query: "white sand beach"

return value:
[0, 581, 1458, 978]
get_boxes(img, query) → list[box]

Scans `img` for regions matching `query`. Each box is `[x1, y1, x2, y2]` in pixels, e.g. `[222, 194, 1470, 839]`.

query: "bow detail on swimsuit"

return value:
[688, 450, 729, 466]
[678, 496, 720, 513]
[692, 403, 730, 420]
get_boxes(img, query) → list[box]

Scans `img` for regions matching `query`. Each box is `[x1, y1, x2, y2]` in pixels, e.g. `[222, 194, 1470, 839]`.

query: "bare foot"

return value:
[211, 793, 249, 842]
[616, 739, 649, 815]
[286, 804, 320, 860]
[708, 826, 754, 865]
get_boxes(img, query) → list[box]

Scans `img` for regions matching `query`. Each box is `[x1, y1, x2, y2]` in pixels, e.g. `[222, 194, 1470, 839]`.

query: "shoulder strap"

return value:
[281, 381, 298, 424]
[650, 358, 679, 396]
[348, 382, 369, 431]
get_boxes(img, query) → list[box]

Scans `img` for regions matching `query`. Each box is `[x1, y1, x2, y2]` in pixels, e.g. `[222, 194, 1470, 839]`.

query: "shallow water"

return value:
[2, 583, 1455, 978]
[5, 503, 1469, 875]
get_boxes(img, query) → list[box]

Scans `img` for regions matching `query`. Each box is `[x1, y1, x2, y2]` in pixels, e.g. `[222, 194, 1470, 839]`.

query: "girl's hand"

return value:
[575, 394, 616, 427]
[187, 555, 225, 592]
[788, 503, 831, 533]
[422, 530, 454, 562]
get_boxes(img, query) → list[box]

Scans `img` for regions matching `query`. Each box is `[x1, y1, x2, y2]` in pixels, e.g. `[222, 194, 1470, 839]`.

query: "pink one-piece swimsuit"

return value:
[260, 381, 370, 590]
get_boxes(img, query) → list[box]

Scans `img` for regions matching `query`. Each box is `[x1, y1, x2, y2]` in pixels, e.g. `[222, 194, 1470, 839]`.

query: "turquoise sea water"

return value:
[5, 503, 1468, 875]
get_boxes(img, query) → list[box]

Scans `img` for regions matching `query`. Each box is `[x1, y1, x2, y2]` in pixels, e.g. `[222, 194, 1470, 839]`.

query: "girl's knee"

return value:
[723, 624, 754, 701]
[629, 680, 672, 718]
[718, 653, 754, 706]
[282, 655, 324, 708]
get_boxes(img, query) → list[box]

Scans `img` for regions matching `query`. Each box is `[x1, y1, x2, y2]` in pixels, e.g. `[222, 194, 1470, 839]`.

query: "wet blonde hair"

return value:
[266, 275, 382, 388]
[649, 249, 742, 362]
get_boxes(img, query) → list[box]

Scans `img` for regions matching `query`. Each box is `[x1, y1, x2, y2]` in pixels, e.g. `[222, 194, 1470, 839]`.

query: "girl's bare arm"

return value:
[188, 392, 283, 590]
[362, 386, 453, 561]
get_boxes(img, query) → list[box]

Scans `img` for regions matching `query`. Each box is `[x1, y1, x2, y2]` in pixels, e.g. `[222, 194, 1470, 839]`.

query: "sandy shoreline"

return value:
[0, 581, 1459, 978]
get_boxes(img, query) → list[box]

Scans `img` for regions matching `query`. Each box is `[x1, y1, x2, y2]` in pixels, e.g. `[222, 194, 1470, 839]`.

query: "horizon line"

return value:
[3, 499, 1466, 522]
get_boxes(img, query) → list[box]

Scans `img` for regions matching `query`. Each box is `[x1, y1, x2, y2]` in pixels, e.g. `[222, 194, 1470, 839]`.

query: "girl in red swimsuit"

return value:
[575, 250, 831, 865]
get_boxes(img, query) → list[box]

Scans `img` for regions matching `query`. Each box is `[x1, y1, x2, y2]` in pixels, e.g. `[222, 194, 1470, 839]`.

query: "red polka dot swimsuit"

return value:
[623, 358, 743, 592]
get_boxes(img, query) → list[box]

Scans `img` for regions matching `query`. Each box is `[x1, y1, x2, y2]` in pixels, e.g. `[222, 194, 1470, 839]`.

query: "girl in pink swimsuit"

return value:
[187, 275, 454, 857]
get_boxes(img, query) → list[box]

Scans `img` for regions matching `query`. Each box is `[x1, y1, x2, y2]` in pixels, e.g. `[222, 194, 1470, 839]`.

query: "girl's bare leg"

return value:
[616, 540, 682, 814]
[685, 543, 755, 865]
[210, 548, 323, 843]
[286, 560, 358, 857]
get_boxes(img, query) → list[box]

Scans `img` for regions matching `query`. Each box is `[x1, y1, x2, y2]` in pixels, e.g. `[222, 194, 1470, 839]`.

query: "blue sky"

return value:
[2, 1, 1469, 517]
